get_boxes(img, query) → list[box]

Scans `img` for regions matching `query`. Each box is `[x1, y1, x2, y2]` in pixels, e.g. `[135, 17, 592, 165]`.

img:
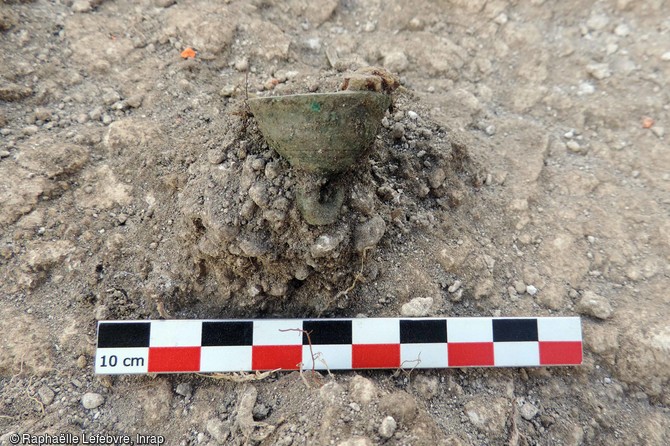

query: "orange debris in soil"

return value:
[642, 117, 654, 129]
[180, 47, 196, 59]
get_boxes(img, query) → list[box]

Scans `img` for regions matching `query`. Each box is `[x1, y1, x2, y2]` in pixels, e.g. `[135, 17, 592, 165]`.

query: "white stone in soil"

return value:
[82, 392, 104, 409]
[520, 402, 539, 420]
[400, 297, 434, 317]
[378, 416, 397, 439]
[576, 291, 613, 319]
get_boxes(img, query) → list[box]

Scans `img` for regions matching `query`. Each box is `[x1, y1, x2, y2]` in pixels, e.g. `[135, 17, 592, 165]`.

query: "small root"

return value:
[321, 246, 372, 315]
[196, 369, 281, 382]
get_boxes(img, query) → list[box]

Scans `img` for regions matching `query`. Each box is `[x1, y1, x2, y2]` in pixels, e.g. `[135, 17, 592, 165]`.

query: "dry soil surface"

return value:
[1, 0, 669, 445]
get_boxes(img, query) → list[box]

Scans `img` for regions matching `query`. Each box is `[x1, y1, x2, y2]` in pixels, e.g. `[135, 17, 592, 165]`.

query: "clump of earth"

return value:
[172, 69, 478, 315]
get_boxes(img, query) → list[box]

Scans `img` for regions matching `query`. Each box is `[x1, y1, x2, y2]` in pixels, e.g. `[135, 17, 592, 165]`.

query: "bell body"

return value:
[248, 91, 391, 174]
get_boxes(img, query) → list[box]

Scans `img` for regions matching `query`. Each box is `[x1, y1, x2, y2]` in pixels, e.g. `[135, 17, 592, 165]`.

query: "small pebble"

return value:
[526, 285, 538, 296]
[606, 43, 619, 55]
[576, 291, 613, 320]
[82, 392, 104, 409]
[448, 280, 462, 293]
[520, 402, 539, 420]
[175, 383, 193, 397]
[651, 126, 665, 138]
[22, 125, 39, 136]
[89, 107, 104, 121]
[310, 234, 341, 258]
[514, 280, 526, 294]
[428, 168, 446, 189]
[38, 386, 55, 405]
[662, 52, 670, 61]
[494, 13, 508, 25]
[125, 94, 144, 108]
[354, 215, 386, 252]
[566, 140, 581, 152]
[71, 0, 92, 13]
[392, 123, 404, 140]
[586, 63, 611, 80]
[378, 416, 397, 439]
[407, 111, 419, 120]
[400, 297, 433, 317]
[206, 419, 230, 444]
[0, 150, 10, 158]
[207, 149, 226, 165]
[219, 85, 237, 97]
[578, 82, 595, 95]
[234, 58, 249, 72]
[614, 24, 630, 37]
[102, 90, 121, 105]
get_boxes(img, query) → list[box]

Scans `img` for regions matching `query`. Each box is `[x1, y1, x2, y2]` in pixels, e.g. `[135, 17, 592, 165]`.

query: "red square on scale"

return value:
[448, 342, 494, 367]
[539, 341, 582, 365]
[252, 345, 302, 370]
[149, 347, 201, 373]
[352, 344, 400, 369]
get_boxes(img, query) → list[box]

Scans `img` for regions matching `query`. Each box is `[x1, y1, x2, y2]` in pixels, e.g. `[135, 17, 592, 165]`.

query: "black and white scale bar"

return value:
[95, 317, 582, 374]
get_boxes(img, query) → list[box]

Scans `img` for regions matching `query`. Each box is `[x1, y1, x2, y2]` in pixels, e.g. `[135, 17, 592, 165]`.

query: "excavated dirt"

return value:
[1, 1, 669, 445]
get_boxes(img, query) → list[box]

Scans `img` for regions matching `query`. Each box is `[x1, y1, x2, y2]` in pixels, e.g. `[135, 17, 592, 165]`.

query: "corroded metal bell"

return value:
[249, 91, 391, 225]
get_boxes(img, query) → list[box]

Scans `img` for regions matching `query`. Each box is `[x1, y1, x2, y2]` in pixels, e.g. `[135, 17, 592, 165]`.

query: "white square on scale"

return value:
[400, 343, 448, 369]
[493, 342, 540, 367]
[447, 318, 493, 343]
[352, 318, 400, 344]
[150, 320, 202, 347]
[200, 346, 252, 372]
[537, 317, 582, 342]
[253, 320, 304, 345]
[302, 345, 352, 370]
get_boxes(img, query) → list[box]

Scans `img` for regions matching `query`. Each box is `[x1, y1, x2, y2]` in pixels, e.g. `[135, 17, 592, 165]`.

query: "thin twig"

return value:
[29, 395, 44, 415]
[392, 354, 422, 379]
[296, 362, 311, 389]
[278, 328, 315, 374]
[314, 353, 334, 379]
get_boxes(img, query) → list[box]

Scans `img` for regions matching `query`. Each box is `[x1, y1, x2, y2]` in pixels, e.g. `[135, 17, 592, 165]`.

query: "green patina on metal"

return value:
[249, 91, 391, 174]
[249, 90, 391, 225]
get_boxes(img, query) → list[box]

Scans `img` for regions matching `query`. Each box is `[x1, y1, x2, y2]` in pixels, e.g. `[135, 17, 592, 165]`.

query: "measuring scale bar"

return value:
[95, 317, 582, 374]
